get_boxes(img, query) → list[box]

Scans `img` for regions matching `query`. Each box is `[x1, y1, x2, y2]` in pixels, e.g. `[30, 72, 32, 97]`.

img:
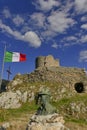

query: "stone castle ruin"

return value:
[7, 55, 87, 93]
[35, 55, 60, 69]
[35, 55, 87, 93]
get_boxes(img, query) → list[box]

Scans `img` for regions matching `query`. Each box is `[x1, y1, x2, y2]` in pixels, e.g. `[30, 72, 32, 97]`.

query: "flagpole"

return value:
[0, 44, 6, 92]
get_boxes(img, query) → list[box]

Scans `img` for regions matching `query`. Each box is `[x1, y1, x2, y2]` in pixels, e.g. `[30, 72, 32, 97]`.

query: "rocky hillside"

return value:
[8, 66, 87, 92]
[0, 66, 87, 129]
[1, 66, 87, 110]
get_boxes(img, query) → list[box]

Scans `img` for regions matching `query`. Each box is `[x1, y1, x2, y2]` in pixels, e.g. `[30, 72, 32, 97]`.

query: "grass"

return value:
[51, 93, 87, 125]
[0, 101, 37, 122]
[0, 92, 86, 122]
[12, 81, 63, 92]
[52, 93, 87, 107]
[0, 84, 87, 127]
[67, 118, 87, 125]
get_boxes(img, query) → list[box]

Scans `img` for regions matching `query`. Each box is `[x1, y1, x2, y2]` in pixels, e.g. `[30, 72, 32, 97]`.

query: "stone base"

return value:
[26, 113, 69, 130]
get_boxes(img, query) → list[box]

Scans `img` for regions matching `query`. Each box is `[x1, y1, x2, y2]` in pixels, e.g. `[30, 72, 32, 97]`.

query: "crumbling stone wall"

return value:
[35, 55, 60, 69]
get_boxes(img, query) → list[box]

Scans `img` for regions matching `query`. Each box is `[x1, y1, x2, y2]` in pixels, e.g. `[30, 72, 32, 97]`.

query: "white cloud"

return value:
[63, 43, 71, 47]
[61, 36, 79, 46]
[81, 35, 87, 43]
[62, 41, 77, 47]
[2, 8, 24, 27]
[30, 13, 45, 27]
[79, 50, 87, 62]
[75, 0, 87, 13]
[23, 31, 41, 47]
[1, 1, 86, 49]
[21, 26, 31, 33]
[0, 20, 41, 48]
[51, 42, 58, 49]
[13, 15, 24, 26]
[41, 30, 56, 39]
[59, 0, 74, 14]
[60, 35, 80, 47]
[47, 11, 75, 33]
[81, 24, 87, 30]
[65, 36, 78, 41]
[2, 8, 11, 18]
[33, 0, 59, 12]
[81, 16, 87, 22]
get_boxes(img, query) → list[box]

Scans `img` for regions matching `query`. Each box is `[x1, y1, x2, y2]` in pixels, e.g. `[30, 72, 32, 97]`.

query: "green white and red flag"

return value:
[4, 51, 26, 62]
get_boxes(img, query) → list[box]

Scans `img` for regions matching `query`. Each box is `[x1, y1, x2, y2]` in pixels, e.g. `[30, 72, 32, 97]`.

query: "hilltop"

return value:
[7, 55, 87, 93]
[0, 55, 87, 130]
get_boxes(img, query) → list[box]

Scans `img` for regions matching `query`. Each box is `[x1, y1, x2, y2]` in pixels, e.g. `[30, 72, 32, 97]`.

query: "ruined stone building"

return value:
[35, 55, 60, 69]
[35, 55, 87, 93]
[8, 55, 87, 93]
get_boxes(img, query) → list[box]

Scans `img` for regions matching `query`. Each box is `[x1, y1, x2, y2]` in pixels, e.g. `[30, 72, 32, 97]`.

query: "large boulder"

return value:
[26, 113, 69, 130]
[0, 91, 28, 109]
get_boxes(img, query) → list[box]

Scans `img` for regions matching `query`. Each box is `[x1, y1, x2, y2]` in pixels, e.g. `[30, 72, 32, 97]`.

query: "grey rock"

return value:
[26, 113, 69, 130]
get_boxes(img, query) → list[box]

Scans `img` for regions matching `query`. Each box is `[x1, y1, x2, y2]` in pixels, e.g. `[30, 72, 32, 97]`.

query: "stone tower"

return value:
[35, 55, 60, 69]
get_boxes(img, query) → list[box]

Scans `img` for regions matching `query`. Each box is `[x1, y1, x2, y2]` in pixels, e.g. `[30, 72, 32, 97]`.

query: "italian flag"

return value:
[4, 51, 26, 62]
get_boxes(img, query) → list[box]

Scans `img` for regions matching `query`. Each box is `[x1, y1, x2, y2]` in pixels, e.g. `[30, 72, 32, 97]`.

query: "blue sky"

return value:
[0, 0, 87, 80]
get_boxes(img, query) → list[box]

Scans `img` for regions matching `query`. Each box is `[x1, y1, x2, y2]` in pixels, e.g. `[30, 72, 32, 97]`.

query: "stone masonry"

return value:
[35, 55, 60, 69]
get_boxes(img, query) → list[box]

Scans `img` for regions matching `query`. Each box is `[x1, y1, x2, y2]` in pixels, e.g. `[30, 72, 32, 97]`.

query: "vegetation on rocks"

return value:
[0, 66, 87, 129]
[0, 93, 87, 129]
